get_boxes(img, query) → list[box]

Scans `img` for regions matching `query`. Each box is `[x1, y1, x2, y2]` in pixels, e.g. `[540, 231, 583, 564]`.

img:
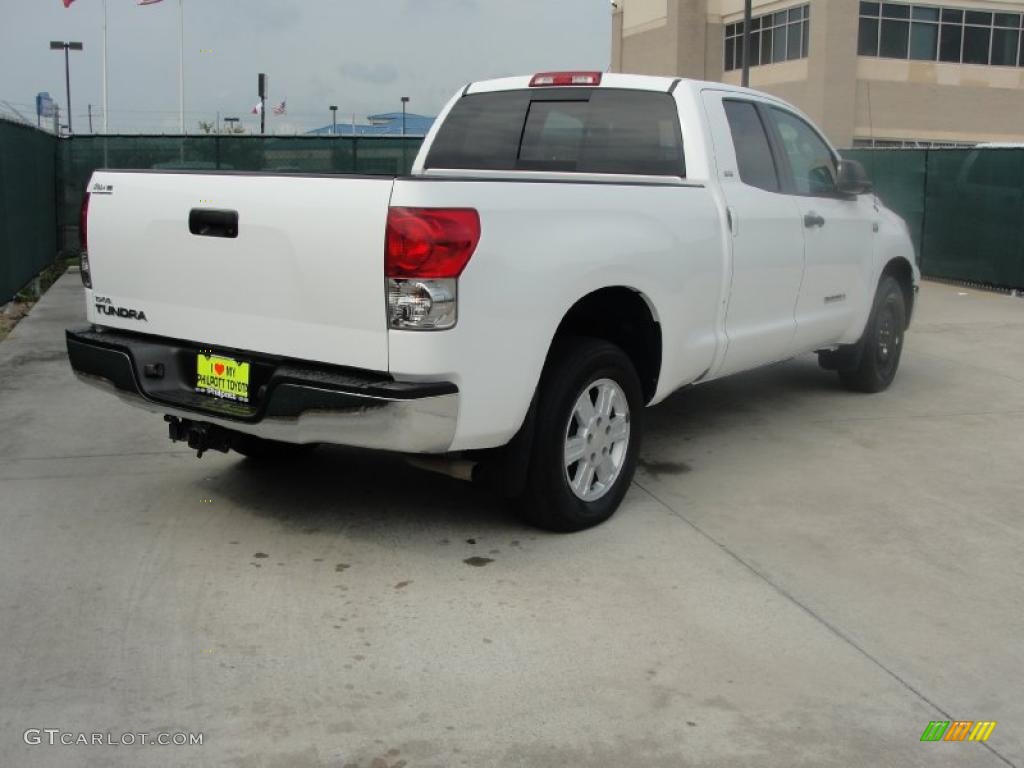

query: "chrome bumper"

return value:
[67, 327, 459, 454]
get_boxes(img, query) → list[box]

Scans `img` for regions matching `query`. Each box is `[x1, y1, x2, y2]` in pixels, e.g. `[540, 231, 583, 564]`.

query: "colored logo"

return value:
[920, 721, 997, 742]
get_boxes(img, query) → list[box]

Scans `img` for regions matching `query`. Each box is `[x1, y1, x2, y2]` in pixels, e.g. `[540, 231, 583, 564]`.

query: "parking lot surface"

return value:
[1, 274, 1022, 768]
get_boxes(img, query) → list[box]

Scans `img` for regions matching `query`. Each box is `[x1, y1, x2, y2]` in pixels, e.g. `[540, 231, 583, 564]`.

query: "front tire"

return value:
[518, 337, 643, 532]
[838, 275, 907, 393]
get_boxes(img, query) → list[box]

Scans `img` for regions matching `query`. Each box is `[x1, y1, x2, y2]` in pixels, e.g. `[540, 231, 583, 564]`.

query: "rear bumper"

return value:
[66, 326, 459, 453]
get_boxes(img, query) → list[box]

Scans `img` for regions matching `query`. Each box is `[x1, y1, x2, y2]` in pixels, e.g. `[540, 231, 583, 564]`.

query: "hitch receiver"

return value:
[165, 415, 234, 458]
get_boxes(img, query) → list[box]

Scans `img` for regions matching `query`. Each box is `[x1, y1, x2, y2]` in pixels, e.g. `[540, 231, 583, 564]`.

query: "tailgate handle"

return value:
[189, 208, 238, 239]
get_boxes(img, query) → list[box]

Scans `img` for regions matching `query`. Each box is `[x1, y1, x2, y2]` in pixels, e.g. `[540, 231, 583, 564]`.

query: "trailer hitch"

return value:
[165, 415, 233, 458]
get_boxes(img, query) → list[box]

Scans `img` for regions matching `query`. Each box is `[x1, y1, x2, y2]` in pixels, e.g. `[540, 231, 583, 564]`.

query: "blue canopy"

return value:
[307, 112, 435, 136]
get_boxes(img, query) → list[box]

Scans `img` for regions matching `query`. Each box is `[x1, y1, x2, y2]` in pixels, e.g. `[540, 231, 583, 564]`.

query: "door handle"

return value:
[804, 212, 826, 228]
[726, 206, 738, 236]
[189, 208, 239, 238]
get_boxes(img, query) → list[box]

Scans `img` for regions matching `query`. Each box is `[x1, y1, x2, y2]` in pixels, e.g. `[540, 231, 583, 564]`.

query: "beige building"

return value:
[611, 0, 1024, 147]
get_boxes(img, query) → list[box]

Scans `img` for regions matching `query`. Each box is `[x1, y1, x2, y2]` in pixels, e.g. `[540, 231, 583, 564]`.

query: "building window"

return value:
[724, 4, 810, 72]
[858, 2, 1024, 67]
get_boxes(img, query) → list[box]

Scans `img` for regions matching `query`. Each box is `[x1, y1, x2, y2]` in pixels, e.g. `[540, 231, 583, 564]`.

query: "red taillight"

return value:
[385, 207, 480, 279]
[529, 71, 602, 87]
[79, 191, 90, 251]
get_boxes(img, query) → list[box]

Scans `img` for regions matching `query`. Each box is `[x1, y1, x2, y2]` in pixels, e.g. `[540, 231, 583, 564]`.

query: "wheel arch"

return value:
[547, 286, 662, 404]
[880, 256, 915, 327]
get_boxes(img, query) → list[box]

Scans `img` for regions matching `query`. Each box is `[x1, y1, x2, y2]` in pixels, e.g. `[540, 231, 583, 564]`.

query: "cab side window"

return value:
[769, 108, 838, 196]
[723, 100, 780, 192]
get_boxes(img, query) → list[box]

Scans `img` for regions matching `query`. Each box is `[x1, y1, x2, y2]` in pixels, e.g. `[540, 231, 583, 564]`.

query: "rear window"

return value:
[723, 100, 779, 192]
[425, 89, 685, 177]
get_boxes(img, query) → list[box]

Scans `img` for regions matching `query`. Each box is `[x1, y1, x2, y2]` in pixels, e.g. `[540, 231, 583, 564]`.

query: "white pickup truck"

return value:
[67, 72, 918, 532]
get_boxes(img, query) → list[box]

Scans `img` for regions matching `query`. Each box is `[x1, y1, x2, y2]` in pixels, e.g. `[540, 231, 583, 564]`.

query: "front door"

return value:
[763, 106, 876, 352]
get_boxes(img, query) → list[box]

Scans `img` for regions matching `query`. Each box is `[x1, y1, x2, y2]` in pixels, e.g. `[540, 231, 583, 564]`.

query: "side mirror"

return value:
[836, 159, 872, 196]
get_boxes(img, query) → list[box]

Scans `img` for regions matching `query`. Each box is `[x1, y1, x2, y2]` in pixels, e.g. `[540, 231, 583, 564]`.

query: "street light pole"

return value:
[258, 73, 267, 135]
[63, 46, 72, 133]
[178, 0, 185, 133]
[50, 41, 83, 135]
[330, 105, 338, 135]
[102, 0, 108, 133]
[401, 96, 409, 136]
[741, 0, 752, 87]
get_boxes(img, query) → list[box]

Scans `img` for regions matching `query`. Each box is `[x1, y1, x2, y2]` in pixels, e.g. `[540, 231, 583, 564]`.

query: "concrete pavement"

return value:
[1, 274, 1021, 767]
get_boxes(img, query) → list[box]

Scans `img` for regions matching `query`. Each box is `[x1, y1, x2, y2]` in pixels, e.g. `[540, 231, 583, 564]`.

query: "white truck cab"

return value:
[68, 72, 918, 531]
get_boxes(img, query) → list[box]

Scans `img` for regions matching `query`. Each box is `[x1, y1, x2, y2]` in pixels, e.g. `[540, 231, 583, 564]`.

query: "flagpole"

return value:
[178, 0, 185, 133]
[102, 0, 108, 133]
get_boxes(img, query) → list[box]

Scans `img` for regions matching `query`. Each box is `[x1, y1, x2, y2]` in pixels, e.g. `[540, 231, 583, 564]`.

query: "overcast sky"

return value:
[2, 0, 611, 134]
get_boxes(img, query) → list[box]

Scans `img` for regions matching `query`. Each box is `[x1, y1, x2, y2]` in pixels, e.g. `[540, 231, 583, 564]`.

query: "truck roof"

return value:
[464, 72, 761, 98]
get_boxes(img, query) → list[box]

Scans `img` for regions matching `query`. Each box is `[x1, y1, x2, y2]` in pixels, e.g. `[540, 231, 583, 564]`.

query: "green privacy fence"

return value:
[3, 125, 1024, 304]
[843, 147, 1024, 290]
[0, 119, 58, 304]
[57, 135, 424, 251]
[918, 149, 1024, 289]
[2, 129, 423, 303]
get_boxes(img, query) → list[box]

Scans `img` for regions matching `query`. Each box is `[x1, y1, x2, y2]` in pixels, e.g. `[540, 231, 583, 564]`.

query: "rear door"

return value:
[86, 171, 394, 371]
[701, 91, 806, 377]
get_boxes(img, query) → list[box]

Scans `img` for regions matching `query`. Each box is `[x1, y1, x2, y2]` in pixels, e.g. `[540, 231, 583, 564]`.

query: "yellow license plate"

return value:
[196, 354, 250, 402]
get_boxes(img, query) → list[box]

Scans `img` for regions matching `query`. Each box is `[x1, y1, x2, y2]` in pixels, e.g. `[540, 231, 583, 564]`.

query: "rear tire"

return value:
[517, 337, 643, 533]
[231, 434, 314, 462]
[838, 275, 907, 393]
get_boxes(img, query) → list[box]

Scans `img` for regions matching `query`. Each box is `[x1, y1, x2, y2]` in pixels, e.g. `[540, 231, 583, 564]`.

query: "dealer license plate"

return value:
[196, 354, 250, 402]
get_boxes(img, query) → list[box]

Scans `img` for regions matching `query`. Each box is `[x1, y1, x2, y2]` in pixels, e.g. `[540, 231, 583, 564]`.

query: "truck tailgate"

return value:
[85, 171, 393, 371]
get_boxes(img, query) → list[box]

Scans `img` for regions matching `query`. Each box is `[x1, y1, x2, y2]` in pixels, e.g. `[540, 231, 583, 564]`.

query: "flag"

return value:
[251, 102, 262, 115]
[137, 0, 165, 5]
[272, 101, 286, 116]
[62, 0, 76, 7]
